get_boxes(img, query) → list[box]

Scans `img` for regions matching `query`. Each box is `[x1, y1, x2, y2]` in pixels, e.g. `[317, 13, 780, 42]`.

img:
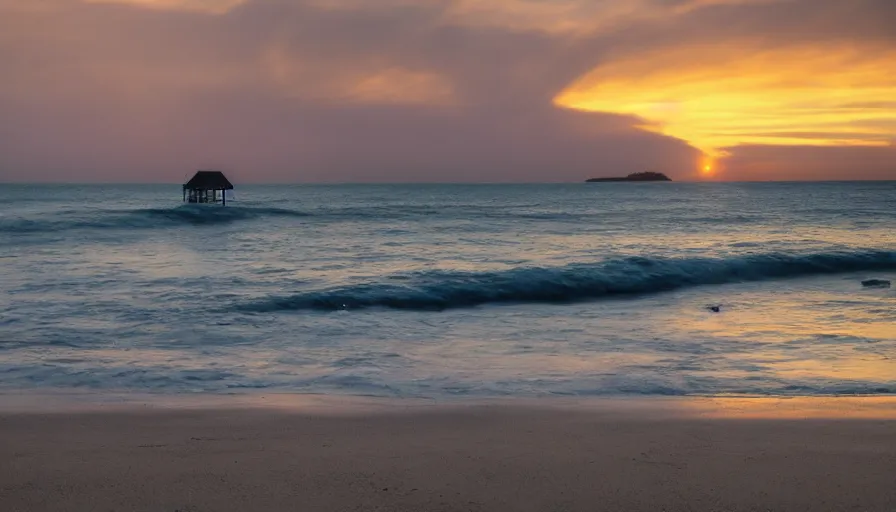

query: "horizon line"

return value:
[2, 179, 895, 186]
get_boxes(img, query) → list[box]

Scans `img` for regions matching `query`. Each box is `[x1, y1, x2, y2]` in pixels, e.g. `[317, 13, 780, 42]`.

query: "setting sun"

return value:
[700, 155, 715, 177]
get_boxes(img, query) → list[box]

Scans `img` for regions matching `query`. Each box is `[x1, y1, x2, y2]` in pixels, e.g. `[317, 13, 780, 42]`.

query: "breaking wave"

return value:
[1, 206, 311, 233]
[240, 250, 896, 312]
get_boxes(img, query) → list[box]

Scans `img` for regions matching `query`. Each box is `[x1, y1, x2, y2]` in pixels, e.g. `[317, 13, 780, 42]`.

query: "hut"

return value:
[183, 170, 234, 205]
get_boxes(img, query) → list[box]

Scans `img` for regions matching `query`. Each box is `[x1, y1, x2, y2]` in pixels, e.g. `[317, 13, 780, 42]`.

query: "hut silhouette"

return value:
[183, 170, 234, 205]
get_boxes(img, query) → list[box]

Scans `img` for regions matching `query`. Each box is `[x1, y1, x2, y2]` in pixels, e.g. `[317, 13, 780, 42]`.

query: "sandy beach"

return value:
[2, 396, 895, 512]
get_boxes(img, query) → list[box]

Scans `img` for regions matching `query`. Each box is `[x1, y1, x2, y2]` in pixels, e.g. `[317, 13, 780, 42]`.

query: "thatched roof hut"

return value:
[183, 170, 234, 205]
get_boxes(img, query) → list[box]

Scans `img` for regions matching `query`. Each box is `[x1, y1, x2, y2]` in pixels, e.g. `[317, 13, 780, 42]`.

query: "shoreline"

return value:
[3, 391, 896, 418]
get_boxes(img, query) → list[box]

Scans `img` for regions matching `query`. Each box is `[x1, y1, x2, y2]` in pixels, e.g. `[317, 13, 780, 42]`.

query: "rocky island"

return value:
[586, 172, 672, 182]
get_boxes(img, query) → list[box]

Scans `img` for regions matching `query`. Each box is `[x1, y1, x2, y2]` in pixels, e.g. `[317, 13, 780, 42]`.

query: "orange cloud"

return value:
[263, 47, 456, 106]
[347, 68, 456, 106]
[306, 0, 792, 36]
[82, 0, 246, 14]
[441, 0, 791, 36]
[554, 43, 896, 162]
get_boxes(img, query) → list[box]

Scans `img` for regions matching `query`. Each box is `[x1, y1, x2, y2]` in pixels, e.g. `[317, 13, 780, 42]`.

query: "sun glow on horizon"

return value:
[554, 44, 896, 165]
[699, 154, 716, 177]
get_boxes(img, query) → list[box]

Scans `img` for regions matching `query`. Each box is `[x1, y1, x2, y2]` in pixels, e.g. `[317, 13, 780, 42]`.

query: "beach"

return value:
[2, 396, 895, 512]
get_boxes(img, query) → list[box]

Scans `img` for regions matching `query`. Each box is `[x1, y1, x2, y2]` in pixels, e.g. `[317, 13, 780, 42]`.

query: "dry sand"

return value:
[1, 396, 895, 512]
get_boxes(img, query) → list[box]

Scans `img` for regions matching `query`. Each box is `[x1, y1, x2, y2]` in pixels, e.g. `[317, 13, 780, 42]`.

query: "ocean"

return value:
[1, 182, 894, 397]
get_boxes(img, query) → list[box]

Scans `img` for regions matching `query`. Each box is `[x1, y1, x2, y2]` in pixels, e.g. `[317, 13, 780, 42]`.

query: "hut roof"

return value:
[183, 170, 234, 190]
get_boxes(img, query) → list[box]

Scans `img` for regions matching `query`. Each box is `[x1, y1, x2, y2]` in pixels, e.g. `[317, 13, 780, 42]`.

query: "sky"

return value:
[0, 0, 894, 183]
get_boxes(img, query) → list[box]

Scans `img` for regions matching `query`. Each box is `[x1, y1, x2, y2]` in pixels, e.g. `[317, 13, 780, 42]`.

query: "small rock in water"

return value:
[862, 279, 891, 288]
[707, 305, 721, 313]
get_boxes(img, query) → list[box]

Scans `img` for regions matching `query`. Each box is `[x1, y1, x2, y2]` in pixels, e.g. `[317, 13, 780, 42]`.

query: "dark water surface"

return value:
[1, 182, 894, 396]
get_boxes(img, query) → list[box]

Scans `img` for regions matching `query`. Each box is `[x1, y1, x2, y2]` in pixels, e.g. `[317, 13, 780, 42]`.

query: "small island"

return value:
[586, 172, 672, 182]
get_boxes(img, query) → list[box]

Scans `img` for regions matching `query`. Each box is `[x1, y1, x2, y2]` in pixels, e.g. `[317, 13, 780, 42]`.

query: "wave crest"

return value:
[1, 205, 310, 233]
[240, 250, 896, 312]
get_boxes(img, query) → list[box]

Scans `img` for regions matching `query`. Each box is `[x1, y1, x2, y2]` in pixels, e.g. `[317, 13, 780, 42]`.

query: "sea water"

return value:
[1, 182, 894, 397]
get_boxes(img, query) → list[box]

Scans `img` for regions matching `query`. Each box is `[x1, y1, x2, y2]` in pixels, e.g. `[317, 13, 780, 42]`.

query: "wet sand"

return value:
[1, 396, 895, 511]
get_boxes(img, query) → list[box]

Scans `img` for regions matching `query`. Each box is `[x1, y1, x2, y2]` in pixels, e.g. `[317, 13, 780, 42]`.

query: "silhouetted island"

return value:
[586, 172, 672, 182]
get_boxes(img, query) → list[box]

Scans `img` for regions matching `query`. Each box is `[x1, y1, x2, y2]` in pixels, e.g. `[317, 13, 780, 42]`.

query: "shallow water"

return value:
[1, 182, 894, 397]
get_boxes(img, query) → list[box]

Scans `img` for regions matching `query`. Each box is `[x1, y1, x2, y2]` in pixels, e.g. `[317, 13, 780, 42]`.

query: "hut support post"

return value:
[222, 188, 226, 206]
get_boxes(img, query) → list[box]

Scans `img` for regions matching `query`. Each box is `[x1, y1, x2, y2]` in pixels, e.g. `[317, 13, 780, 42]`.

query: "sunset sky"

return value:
[1, 0, 894, 182]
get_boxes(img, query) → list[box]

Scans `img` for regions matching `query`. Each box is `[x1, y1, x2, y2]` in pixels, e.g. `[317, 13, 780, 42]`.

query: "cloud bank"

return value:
[0, 0, 892, 182]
